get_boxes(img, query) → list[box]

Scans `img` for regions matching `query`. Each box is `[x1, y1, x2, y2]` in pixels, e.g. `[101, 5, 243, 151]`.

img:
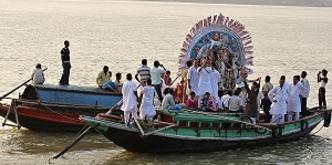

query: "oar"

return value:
[52, 99, 123, 159]
[0, 67, 48, 101]
[52, 126, 91, 159]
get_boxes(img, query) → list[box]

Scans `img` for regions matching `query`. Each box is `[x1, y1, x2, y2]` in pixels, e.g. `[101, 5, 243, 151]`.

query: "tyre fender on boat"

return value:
[272, 125, 283, 138]
[323, 111, 331, 127]
[300, 120, 309, 130]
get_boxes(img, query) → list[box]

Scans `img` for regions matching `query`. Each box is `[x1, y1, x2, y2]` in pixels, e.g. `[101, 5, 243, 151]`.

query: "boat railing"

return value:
[16, 98, 112, 110]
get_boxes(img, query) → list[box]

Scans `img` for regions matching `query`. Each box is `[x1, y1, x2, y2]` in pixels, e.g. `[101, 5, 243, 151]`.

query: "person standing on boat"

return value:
[300, 71, 310, 116]
[150, 61, 166, 103]
[163, 70, 172, 86]
[31, 63, 45, 85]
[197, 58, 213, 107]
[135, 59, 150, 85]
[268, 75, 289, 123]
[139, 79, 156, 120]
[318, 69, 328, 109]
[261, 75, 273, 123]
[59, 40, 71, 85]
[210, 63, 221, 99]
[246, 81, 260, 124]
[187, 59, 199, 97]
[287, 75, 306, 121]
[121, 73, 138, 125]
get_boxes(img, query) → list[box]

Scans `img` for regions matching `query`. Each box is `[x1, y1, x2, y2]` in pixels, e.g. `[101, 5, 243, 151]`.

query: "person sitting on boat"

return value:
[174, 80, 183, 103]
[113, 72, 123, 92]
[135, 59, 150, 85]
[200, 92, 217, 112]
[139, 79, 157, 121]
[31, 63, 45, 85]
[221, 90, 232, 111]
[162, 88, 183, 111]
[268, 75, 289, 124]
[96, 66, 117, 92]
[216, 90, 225, 111]
[121, 73, 138, 125]
[228, 88, 244, 113]
[287, 75, 306, 122]
[246, 80, 260, 124]
[318, 69, 328, 109]
[186, 91, 198, 109]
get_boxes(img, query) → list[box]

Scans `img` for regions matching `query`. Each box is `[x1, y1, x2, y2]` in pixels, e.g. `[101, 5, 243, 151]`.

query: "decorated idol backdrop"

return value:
[179, 13, 254, 90]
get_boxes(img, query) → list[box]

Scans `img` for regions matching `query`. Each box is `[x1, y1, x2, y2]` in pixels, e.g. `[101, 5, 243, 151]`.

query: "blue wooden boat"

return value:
[0, 84, 122, 132]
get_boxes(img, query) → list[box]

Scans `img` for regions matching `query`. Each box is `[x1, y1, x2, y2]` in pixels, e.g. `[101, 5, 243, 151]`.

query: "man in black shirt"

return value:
[59, 40, 71, 85]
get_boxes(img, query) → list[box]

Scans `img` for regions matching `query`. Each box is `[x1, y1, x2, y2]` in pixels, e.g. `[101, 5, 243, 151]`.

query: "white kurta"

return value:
[300, 78, 310, 98]
[121, 80, 137, 112]
[187, 66, 199, 94]
[268, 84, 289, 115]
[139, 86, 156, 118]
[210, 69, 221, 98]
[197, 67, 212, 96]
[287, 82, 304, 113]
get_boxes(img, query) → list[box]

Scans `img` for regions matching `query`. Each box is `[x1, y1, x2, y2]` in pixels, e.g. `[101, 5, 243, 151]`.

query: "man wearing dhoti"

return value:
[197, 58, 213, 107]
[121, 73, 138, 125]
[287, 75, 306, 121]
[268, 76, 289, 123]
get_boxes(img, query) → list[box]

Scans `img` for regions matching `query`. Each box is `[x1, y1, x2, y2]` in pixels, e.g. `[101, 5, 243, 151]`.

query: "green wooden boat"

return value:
[80, 107, 331, 153]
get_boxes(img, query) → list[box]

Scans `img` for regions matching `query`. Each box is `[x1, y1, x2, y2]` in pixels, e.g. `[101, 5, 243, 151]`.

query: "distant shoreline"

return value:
[134, 0, 332, 7]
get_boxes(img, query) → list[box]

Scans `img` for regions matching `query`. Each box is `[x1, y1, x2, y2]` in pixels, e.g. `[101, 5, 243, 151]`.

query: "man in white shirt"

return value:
[31, 63, 45, 85]
[318, 69, 328, 109]
[300, 71, 310, 116]
[222, 90, 232, 111]
[197, 58, 213, 107]
[287, 75, 305, 121]
[150, 61, 166, 102]
[228, 88, 244, 112]
[268, 75, 289, 124]
[210, 64, 221, 99]
[121, 73, 138, 125]
[187, 59, 199, 95]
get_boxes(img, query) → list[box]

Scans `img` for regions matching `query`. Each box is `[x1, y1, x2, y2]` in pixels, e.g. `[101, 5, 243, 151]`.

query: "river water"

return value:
[0, 0, 332, 164]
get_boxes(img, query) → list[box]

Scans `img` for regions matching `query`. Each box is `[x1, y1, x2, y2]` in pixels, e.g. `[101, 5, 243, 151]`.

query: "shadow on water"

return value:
[99, 134, 332, 165]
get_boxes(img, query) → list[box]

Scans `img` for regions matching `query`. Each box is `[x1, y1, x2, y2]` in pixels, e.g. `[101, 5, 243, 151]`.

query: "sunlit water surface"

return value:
[0, 0, 332, 164]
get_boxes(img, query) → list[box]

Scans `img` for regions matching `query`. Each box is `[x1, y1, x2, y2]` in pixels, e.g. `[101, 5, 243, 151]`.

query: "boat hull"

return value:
[0, 104, 89, 132]
[0, 84, 122, 132]
[102, 122, 317, 153]
[82, 111, 325, 153]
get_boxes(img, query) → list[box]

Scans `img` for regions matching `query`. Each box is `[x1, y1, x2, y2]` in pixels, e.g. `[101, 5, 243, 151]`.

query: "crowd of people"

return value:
[30, 40, 329, 126]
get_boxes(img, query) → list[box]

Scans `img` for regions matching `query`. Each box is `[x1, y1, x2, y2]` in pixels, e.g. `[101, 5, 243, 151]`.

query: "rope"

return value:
[39, 102, 81, 123]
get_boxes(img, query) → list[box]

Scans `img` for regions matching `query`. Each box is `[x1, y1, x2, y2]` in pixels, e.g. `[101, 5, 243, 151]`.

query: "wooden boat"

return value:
[0, 84, 122, 132]
[81, 107, 331, 153]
